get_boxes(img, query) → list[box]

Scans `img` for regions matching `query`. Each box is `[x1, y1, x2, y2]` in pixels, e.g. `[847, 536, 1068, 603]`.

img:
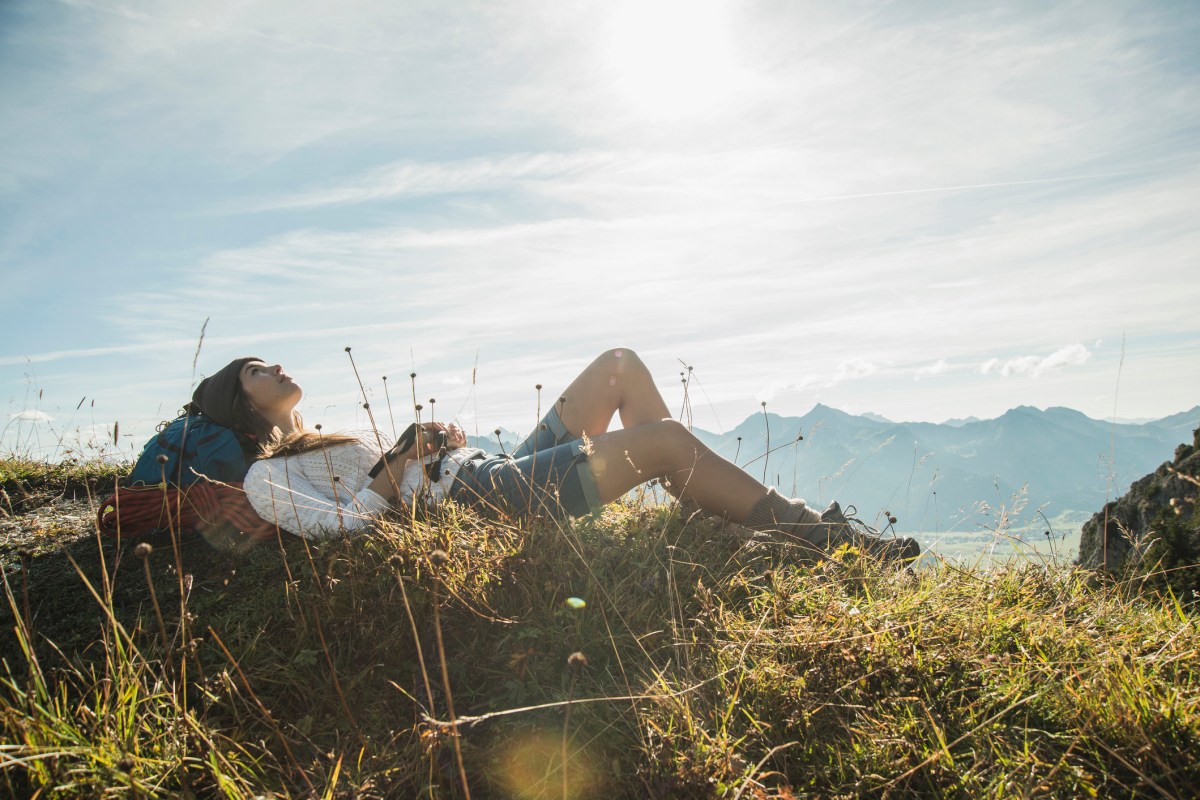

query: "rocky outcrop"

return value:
[1078, 428, 1199, 576]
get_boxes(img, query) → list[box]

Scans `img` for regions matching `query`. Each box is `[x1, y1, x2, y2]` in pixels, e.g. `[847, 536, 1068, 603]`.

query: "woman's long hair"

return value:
[186, 364, 370, 460]
[180, 393, 300, 459]
[263, 429, 365, 460]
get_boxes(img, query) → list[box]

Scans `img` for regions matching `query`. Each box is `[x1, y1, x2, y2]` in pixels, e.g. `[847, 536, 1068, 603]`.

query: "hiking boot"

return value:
[740, 490, 921, 564]
[819, 501, 921, 565]
[862, 533, 921, 562]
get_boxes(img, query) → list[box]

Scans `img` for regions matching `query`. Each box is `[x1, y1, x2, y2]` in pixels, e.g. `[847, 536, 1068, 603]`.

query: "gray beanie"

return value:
[191, 356, 262, 430]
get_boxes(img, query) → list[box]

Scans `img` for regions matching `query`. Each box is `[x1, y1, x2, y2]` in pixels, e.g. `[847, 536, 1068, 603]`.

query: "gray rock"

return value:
[1077, 428, 1199, 572]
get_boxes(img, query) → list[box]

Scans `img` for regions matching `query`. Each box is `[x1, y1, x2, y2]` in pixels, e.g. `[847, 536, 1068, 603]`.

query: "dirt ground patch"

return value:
[0, 497, 98, 570]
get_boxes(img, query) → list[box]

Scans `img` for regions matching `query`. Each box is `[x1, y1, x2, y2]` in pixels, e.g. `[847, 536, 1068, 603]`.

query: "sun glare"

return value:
[604, 0, 740, 119]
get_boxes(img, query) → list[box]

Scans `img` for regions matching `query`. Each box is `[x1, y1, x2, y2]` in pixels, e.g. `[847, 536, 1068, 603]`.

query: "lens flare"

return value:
[490, 728, 600, 799]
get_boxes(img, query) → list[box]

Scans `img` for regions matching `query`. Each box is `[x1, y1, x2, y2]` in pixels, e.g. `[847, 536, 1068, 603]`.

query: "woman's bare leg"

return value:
[548, 350, 796, 522]
[550, 349, 767, 511]
[586, 419, 768, 521]
[566, 397, 913, 560]
[552, 348, 670, 438]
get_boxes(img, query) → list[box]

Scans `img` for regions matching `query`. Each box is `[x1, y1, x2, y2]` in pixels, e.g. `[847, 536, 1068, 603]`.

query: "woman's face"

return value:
[239, 360, 302, 416]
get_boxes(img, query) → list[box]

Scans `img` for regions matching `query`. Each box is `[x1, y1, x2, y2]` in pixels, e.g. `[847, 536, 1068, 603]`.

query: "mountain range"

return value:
[469, 404, 1199, 534]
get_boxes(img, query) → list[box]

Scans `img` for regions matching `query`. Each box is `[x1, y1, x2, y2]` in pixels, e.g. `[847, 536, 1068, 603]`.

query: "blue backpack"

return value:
[126, 414, 252, 488]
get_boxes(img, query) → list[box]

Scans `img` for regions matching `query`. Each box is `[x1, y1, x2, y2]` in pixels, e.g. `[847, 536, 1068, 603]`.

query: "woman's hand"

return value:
[442, 422, 467, 449]
[411, 422, 467, 456]
[369, 421, 466, 502]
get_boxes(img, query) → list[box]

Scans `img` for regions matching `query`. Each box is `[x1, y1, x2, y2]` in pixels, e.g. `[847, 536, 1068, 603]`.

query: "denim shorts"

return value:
[449, 407, 603, 518]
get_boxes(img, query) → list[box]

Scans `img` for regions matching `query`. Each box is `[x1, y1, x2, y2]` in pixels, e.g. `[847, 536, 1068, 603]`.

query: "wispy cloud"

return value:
[758, 358, 880, 402]
[7, 410, 53, 423]
[980, 344, 1093, 378]
[0, 321, 434, 368]
[914, 359, 950, 381]
[240, 151, 623, 212]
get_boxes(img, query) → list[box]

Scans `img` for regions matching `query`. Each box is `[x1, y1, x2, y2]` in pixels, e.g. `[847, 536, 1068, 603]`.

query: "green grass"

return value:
[1, 461, 1198, 798]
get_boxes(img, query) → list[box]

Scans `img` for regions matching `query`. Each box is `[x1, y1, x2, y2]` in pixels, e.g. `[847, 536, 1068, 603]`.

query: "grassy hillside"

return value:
[1, 458, 1197, 798]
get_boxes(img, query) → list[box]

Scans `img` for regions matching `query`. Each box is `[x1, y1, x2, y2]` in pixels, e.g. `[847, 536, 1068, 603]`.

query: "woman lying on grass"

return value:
[195, 349, 918, 562]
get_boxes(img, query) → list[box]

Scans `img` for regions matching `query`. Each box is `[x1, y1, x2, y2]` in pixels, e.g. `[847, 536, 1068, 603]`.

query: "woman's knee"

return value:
[594, 419, 696, 478]
[647, 419, 700, 464]
[596, 347, 642, 372]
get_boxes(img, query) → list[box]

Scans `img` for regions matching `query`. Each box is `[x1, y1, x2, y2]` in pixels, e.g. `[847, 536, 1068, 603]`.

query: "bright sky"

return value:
[2, 0, 1198, 459]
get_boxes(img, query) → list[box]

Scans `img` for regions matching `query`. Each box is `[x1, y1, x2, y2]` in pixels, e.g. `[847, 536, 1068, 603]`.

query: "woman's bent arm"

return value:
[243, 447, 390, 538]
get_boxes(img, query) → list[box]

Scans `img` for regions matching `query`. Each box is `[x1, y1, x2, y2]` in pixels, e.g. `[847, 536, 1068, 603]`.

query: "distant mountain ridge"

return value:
[688, 404, 1199, 533]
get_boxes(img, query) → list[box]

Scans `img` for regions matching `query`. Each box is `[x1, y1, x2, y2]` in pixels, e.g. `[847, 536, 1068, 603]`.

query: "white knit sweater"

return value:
[243, 439, 483, 539]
